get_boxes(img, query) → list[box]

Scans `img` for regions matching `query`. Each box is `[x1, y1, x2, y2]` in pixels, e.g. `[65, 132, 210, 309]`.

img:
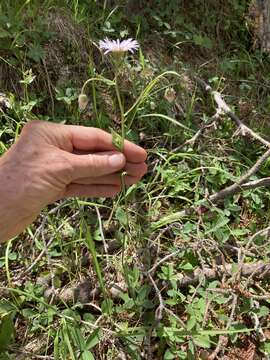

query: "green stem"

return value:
[92, 82, 98, 118]
[115, 74, 133, 296]
[88, 61, 99, 121]
[81, 77, 115, 95]
[115, 75, 125, 148]
[106, 74, 126, 224]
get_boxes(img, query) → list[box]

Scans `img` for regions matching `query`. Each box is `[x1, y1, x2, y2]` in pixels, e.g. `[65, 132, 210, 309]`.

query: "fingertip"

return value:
[125, 161, 148, 178]
[142, 162, 148, 175]
[108, 153, 126, 170]
[140, 148, 148, 162]
[123, 141, 147, 163]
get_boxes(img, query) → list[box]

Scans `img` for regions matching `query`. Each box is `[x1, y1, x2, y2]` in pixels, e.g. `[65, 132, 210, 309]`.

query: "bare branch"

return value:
[177, 261, 270, 288]
[194, 76, 270, 148]
[241, 177, 270, 190]
[209, 147, 270, 204]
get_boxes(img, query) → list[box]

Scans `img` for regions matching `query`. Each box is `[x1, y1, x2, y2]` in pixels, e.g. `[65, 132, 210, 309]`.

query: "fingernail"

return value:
[109, 154, 125, 168]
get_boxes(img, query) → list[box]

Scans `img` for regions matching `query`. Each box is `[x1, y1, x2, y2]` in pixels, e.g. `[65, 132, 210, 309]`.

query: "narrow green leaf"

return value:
[82, 350, 95, 360]
[0, 314, 15, 352]
[85, 328, 102, 349]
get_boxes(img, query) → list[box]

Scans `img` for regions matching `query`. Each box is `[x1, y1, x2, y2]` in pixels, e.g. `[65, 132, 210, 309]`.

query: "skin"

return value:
[0, 120, 147, 242]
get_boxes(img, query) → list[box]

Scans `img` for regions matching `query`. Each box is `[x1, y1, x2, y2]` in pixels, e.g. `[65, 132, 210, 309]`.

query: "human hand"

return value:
[0, 120, 147, 241]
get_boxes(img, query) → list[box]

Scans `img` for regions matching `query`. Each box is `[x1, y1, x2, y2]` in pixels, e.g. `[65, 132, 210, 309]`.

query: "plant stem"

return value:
[81, 77, 115, 95]
[115, 75, 125, 148]
[115, 74, 132, 294]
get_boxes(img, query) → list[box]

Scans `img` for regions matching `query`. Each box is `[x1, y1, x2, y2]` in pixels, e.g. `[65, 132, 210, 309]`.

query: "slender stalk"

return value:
[81, 77, 115, 95]
[92, 81, 98, 119]
[88, 60, 98, 121]
[114, 73, 133, 295]
[115, 75, 125, 148]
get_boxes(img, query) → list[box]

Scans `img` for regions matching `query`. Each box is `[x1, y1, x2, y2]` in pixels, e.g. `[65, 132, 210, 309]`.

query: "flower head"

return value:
[99, 38, 139, 55]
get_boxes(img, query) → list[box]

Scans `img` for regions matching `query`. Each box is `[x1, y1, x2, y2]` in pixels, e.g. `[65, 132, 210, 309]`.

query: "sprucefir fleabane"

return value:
[99, 38, 139, 55]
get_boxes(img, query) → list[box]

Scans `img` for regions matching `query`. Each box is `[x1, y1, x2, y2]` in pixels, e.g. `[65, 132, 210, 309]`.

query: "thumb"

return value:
[66, 151, 126, 181]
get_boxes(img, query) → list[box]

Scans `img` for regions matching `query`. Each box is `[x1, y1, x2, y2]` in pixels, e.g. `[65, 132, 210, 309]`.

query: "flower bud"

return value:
[164, 87, 176, 103]
[0, 92, 11, 111]
[78, 93, 89, 111]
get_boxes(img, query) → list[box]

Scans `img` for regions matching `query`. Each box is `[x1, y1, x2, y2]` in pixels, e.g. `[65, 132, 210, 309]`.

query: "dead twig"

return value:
[209, 147, 270, 204]
[177, 261, 270, 288]
[172, 119, 217, 153]
[148, 250, 180, 275]
[241, 177, 270, 190]
[194, 76, 270, 148]
[208, 294, 237, 360]
[152, 148, 270, 228]
[23, 210, 79, 275]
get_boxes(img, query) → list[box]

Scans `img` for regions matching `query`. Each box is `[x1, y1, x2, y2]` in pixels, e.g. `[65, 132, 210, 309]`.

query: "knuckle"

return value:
[22, 120, 43, 138]
[23, 120, 40, 131]
[88, 154, 105, 173]
[87, 154, 96, 172]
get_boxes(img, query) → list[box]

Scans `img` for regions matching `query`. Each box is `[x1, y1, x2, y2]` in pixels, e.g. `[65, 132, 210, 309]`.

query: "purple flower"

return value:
[99, 38, 139, 55]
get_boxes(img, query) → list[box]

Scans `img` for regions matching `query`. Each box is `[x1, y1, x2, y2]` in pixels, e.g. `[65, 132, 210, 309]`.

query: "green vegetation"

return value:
[1, 0, 270, 358]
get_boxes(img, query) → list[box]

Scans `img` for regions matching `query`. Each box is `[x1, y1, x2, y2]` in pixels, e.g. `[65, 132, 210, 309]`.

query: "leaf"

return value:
[82, 350, 94, 360]
[116, 207, 129, 227]
[180, 262, 194, 271]
[164, 349, 176, 359]
[101, 298, 113, 315]
[85, 328, 102, 350]
[69, 327, 86, 350]
[54, 329, 60, 359]
[0, 29, 11, 38]
[187, 316, 197, 331]
[260, 340, 270, 355]
[27, 44, 44, 62]
[84, 222, 107, 300]
[0, 314, 15, 352]
[111, 129, 123, 151]
[193, 334, 211, 348]
[22, 308, 36, 318]
[255, 306, 269, 318]
[231, 228, 250, 236]
[0, 353, 10, 360]
[139, 113, 193, 132]
[205, 215, 230, 235]
[63, 326, 76, 360]
[193, 34, 213, 49]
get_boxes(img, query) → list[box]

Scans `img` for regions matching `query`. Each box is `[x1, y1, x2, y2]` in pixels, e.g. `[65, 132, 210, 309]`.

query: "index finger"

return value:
[67, 125, 147, 163]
